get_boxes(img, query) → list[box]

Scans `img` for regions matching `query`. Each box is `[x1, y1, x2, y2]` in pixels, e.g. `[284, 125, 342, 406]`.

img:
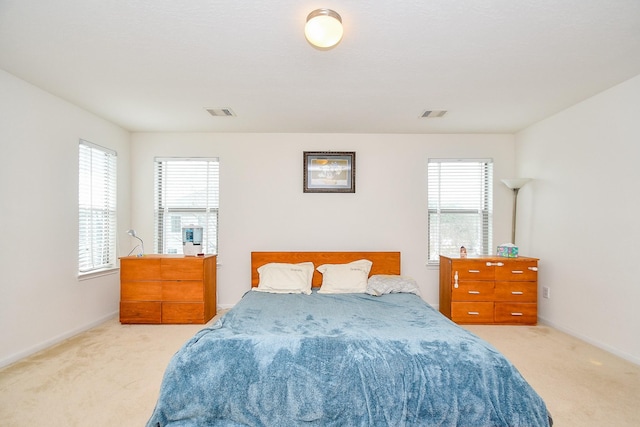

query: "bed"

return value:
[147, 251, 552, 427]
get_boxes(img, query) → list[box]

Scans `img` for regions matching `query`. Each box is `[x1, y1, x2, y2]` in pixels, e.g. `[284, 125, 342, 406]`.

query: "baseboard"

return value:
[0, 311, 119, 369]
[538, 316, 640, 366]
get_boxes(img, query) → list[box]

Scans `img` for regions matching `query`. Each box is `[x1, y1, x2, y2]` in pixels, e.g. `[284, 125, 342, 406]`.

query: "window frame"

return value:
[78, 140, 118, 277]
[154, 157, 220, 255]
[427, 158, 493, 265]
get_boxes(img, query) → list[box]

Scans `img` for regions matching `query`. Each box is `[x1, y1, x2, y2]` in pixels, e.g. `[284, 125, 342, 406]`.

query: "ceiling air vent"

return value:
[206, 108, 236, 117]
[420, 110, 447, 118]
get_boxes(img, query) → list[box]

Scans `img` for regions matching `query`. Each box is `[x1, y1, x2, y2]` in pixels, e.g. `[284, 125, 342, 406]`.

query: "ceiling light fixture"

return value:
[304, 9, 343, 49]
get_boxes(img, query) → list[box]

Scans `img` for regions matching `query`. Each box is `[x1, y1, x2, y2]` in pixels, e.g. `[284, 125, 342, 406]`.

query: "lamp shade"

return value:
[501, 178, 531, 190]
[305, 9, 343, 49]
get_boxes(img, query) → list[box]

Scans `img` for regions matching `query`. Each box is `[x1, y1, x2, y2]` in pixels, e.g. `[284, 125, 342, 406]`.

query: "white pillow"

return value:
[254, 262, 314, 295]
[365, 274, 420, 296]
[317, 259, 373, 294]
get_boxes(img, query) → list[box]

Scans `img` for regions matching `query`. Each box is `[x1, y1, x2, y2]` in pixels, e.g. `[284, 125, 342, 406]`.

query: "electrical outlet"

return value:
[542, 286, 551, 299]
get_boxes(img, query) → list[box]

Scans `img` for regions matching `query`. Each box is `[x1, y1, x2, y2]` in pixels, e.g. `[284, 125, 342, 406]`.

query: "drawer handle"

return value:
[528, 266, 538, 271]
[511, 291, 524, 295]
[512, 270, 524, 274]
[486, 262, 504, 267]
[468, 269, 480, 273]
[511, 312, 523, 316]
[468, 311, 480, 315]
[468, 290, 481, 294]
[454, 271, 459, 288]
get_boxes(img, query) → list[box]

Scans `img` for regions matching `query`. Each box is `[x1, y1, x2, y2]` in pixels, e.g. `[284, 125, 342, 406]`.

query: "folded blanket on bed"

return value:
[147, 290, 551, 427]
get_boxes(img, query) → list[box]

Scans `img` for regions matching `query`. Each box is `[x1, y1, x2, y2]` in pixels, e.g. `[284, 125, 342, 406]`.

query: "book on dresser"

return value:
[439, 255, 539, 325]
[119, 254, 217, 324]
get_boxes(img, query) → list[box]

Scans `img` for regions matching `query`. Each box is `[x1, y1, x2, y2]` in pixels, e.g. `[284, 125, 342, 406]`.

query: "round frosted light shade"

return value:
[305, 9, 343, 49]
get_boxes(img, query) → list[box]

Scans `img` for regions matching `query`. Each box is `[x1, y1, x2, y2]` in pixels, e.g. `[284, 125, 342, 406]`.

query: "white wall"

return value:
[131, 133, 517, 308]
[516, 74, 640, 364]
[0, 70, 131, 367]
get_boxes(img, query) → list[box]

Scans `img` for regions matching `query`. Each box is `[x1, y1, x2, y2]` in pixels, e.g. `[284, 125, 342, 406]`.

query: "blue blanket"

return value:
[147, 290, 550, 426]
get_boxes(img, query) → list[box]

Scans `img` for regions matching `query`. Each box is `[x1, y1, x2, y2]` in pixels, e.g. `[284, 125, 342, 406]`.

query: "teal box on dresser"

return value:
[497, 244, 518, 257]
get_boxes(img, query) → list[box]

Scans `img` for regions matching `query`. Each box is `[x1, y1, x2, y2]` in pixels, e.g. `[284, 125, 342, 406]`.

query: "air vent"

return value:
[420, 110, 447, 118]
[206, 108, 236, 117]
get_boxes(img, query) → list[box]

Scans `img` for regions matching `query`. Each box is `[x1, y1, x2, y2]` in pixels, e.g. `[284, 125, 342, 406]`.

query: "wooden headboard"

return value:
[251, 251, 401, 288]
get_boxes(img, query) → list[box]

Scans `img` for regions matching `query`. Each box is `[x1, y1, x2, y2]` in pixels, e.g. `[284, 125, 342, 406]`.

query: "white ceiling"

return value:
[1, 0, 639, 134]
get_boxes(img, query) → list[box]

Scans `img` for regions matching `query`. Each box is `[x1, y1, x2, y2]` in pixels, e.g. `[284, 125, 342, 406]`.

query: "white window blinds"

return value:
[78, 140, 117, 273]
[154, 158, 220, 255]
[428, 159, 493, 263]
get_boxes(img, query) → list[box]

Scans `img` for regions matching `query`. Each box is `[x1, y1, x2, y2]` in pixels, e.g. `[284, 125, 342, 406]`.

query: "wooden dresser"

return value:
[119, 254, 216, 324]
[439, 255, 539, 325]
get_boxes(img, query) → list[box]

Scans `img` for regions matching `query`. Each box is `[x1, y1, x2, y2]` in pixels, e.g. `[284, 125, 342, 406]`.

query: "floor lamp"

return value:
[501, 178, 531, 244]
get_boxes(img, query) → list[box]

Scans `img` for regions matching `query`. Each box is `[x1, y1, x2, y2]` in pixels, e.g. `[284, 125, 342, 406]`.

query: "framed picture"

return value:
[303, 151, 356, 193]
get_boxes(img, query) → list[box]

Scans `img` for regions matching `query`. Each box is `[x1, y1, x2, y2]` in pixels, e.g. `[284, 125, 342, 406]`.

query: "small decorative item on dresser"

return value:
[460, 246, 467, 258]
[497, 243, 518, 257]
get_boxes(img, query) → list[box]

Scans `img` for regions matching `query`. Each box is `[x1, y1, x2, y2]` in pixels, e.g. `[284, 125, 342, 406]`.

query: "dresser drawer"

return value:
[121, 281, 162, 300]
[161, 258, 203, 280]
[120, 258, 161, 281]
[453, 260, 494, 280]
[494, 262, 538, 281]
[451, 302, 494, 324]
[494, 303, 537, 324]
[494, 281, 537, 302]
[120, 301, 161, 323]
[452, 281, 494, 301]
[162, 302, 205, 323]
[162, 281, 204, 301]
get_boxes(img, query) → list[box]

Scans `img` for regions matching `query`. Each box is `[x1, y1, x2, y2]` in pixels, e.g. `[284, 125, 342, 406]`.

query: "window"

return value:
[154, 158, 219, 255]
[78, 140, 117, 274]
[428, 159, 493, 263]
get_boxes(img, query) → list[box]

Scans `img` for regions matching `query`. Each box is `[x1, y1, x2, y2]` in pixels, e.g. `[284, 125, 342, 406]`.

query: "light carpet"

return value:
[1, 313, 638, 426]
